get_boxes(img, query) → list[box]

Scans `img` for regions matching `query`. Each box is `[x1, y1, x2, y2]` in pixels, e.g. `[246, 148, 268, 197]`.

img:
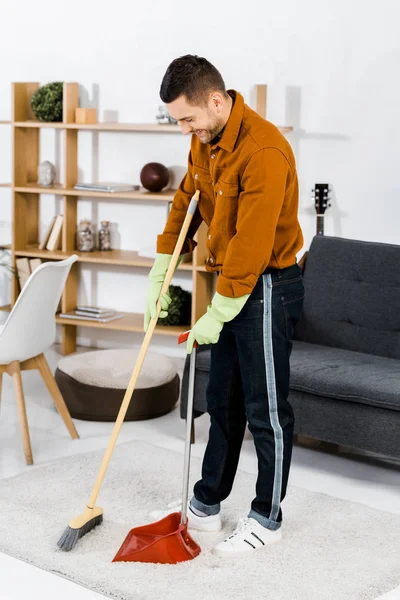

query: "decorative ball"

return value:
[31, 82, 63, 122]
[140, 162, 170, 192]
[157, 285, 191, 327]
[38, 161, 56, 186]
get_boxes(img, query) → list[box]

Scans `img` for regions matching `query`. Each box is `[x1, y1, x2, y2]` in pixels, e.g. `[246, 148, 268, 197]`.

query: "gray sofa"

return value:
[180, 236, 400, 459]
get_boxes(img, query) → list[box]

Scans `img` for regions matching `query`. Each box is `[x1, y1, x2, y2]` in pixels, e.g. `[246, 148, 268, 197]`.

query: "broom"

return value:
[57, 190, 200, 551]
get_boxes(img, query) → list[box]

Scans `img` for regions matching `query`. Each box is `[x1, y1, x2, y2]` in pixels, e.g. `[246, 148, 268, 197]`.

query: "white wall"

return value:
[0, 0, 399, 356]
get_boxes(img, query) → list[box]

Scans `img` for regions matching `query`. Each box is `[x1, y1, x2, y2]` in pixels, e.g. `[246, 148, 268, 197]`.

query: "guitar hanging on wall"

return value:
[312, 183, 331, 235]
[298, 183, 332, 271]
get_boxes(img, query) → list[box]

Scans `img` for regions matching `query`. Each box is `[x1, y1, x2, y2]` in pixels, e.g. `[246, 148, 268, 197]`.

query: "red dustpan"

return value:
[113, 331, 201, 564]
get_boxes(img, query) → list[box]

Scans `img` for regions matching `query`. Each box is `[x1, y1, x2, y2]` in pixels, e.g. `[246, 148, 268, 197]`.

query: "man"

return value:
[144, 55, 304, 556]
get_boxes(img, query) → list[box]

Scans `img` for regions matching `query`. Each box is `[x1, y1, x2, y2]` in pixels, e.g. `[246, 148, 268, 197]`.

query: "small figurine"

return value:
[38, 161, 56, 187]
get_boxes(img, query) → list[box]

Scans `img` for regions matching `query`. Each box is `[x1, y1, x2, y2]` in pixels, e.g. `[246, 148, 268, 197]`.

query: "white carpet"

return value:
[0, 439, 399, 600]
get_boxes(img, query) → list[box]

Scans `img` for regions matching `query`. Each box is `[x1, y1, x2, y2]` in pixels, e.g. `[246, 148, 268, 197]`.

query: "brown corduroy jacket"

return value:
[156, 90, 304, 298]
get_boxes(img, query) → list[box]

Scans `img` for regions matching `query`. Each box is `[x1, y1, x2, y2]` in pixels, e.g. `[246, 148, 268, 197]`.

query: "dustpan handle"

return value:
[178, 331, 198, 526]
[85, 191, 200, 512]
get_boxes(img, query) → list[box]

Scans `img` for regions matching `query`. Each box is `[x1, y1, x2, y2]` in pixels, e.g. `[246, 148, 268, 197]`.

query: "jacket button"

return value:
[211, 154, 215, 159]
[219, 189, 223, 195]
[194, 173, 199, 179]
[208, 234, 211, 239]
[209, 257, 214, 264]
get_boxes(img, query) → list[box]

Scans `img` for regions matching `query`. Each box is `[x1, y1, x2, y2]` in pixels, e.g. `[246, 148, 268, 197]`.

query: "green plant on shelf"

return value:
[157, 285, 191, 327]
[30, 82, 63, 122]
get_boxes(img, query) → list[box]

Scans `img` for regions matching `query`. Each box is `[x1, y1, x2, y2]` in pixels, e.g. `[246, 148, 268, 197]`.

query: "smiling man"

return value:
[170, 83, 233, 144]
[144, 55, 304, 556]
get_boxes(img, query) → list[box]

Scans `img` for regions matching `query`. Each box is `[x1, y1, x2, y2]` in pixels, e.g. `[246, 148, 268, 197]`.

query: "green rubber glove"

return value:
[144, 252, 183, 332]
[187, 291, 250, 354]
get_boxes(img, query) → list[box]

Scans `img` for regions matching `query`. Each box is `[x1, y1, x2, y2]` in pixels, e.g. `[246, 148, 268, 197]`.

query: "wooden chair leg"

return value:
[36, 353, 79, 440]
[8, 361, 33, 465]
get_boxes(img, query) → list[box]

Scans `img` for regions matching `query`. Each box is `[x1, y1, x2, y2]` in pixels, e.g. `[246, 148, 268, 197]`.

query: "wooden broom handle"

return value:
[86, 190, 200, 509]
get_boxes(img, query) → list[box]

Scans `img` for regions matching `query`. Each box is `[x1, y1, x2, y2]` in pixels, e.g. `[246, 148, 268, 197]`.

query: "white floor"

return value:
[0, 343, 399, 600]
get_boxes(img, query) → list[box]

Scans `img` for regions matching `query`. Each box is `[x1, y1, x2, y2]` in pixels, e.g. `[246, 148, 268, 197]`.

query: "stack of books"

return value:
[73, 182, 140, 193]
[59, 305, 125, 323]
[38, 214, 64, 251]
[16, 257, 61, 311]
[15, 257, 42, 290]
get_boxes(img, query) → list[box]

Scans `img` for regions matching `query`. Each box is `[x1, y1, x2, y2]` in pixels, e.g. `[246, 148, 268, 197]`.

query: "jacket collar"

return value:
[213, 89, 244, 153]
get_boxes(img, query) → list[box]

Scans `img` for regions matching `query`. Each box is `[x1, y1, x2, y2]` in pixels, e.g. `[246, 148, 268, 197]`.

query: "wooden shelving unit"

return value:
[2, 82, 291, 355]
[2, 82, 217, 354]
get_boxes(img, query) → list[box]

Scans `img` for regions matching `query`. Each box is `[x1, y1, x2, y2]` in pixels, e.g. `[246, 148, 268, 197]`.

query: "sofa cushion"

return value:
[295, 236, 400, 359]
[290, 341, 400, 412]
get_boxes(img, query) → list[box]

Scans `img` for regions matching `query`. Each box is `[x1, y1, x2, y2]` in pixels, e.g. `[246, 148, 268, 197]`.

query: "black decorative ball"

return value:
[31, 82, 63, 122]
[140, 162, 170, 192]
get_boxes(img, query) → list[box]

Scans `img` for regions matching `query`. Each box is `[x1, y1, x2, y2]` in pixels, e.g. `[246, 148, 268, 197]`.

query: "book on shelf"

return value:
[75, 310, 116, 318]
[46, 214, 63, 251]
[74, 182, 140, 193]
[38, 215, 57, 250]
[29, 257, 42, 272]
[22, 257, 61, 311]
[59, 310, 124, 323]
[76, 305, 117, 315]
[15, 257, 31, 290]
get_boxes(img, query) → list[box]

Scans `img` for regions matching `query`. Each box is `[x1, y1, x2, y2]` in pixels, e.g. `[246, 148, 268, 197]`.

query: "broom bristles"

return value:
[57, 514, 103, 551]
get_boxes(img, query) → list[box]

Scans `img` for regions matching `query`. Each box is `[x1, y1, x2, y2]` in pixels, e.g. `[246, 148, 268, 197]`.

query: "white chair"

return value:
[0, 255, 79, 465]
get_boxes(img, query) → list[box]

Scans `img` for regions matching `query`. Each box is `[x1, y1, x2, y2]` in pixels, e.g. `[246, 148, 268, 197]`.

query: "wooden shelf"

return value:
[11, 120, 292, 134]
[0, 303, 188, 337]
[14, 247, 196, 269]
[14, 183, 175, 202]
[56, 311, 189, 336]
[13, 121, 181, 132]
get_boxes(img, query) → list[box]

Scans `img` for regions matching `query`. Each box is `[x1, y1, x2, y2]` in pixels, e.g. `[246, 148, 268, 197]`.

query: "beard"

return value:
[194, 114, 225, 144]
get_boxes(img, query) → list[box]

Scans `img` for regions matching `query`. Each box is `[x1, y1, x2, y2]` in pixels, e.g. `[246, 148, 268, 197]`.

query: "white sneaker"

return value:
[148, 498, 222, 532]
[213, 517, 282, 556]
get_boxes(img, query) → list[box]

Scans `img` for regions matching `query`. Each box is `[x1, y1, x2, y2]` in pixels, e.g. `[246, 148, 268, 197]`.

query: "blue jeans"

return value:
[191, 263, 304, 530]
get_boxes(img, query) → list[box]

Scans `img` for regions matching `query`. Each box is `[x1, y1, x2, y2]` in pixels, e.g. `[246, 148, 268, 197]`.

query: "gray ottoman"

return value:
[55, 349, 180, 421]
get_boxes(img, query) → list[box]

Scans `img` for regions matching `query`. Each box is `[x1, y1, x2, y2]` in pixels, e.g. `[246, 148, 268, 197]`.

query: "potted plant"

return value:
[30, 82, 63, 122]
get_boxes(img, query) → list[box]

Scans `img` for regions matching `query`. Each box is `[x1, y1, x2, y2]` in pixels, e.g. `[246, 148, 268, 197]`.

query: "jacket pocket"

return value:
[192, 165, 212, 188]
[213, 179, 239, 233]
[191, 165, 213, 223]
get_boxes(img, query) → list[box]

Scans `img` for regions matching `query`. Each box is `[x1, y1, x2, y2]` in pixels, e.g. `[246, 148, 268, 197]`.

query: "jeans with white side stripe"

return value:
[190, 263, 304, 530]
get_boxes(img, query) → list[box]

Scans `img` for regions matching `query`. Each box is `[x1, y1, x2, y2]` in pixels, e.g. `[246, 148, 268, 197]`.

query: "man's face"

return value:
[166, 93, 226, 144]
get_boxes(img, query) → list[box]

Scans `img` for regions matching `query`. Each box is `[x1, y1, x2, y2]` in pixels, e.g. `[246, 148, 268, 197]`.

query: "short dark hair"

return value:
[160, 55, 228, 106]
